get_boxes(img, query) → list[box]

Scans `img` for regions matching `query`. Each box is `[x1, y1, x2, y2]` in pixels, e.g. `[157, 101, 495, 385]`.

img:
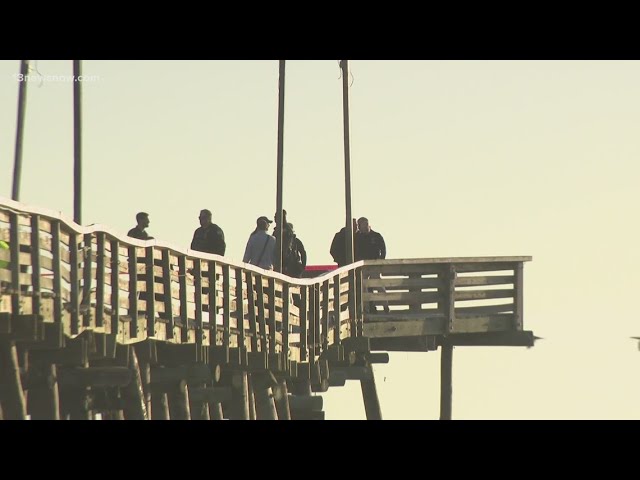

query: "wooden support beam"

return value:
[58, 366, 132, 388]
[0, 340, 27, 419]
[254, 385, 278, 420]
[27, 363, 60, 420]
[189, 386, 233, 404]
[121, 347, 148, 420]
[273, 379, 291, 420]
[440, 344, 453, 420]
[366, 352, 390, 364]
[229, 371, 250, 420]
[168, 380, 191, 420]
[247, 373, 257, 420]
[289, 394, 323, 412]
[370, 336, 438, 352]
[151, 392, 170, 420]
[361, 366, 382, 420]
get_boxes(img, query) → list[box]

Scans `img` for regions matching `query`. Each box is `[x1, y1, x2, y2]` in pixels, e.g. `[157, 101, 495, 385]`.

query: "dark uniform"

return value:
[355, 230, 386, 261]
[127, 226, 153, 240]
[191, 224, 226, 255]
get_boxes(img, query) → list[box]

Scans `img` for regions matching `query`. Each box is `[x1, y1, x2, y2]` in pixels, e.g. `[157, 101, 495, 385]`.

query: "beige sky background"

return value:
[0, 60, 638, 419]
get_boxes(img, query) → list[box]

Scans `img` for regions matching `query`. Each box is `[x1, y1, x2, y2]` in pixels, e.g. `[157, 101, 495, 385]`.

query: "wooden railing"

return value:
[0, 198, 361, 376]
[361, 257, 531, 339]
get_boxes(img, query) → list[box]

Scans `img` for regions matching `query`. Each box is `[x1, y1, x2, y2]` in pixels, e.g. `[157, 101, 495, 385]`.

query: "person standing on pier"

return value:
[243, 216, 276, 270]
[191, 209, 226, 256]
[127, 212, 154, 240]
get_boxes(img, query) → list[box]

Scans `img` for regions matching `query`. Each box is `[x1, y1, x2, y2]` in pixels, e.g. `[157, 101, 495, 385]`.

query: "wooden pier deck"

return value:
[0, 197, 534, 420]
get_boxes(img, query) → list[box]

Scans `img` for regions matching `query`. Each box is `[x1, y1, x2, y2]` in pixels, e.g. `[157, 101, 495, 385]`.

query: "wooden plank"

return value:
[82, 233, 93, 327]
[178, 255, 188, 343]
[95, 233, 105, 327]
[222, 264, 231, 355]
[333, 274, 341, 345]
[365, 277, 443, 289]
[0, 340, 27, 419]
[355, 269, 363, 336]
[268, 278, 276, 356]
[245, 271, 258, 353]
[348, 270, 356, 333]
[440, 344, 453, 420]
[514, 263, 524, 330]
[30, 215, 42, 317]
[127, 246, 138, 339]
[309, 284, 317, 365]
[437, 331, 535, 347]
[110, 239, 120, 334]
[207, 260, 217, 346]
[455, 275, 514, 286]
[454, 262, 517, 273]
[282, 283, 290, 373]
[362, 290, 443, 304]
[145, 246, 156, 337]
[235, 267, 245, 354]
[69, 232, 80, 335]
[9, 213, 21, 314]
[321, 280, 329, 351]
[363, 318, 446, 338]
[194, 259, 204, 347]
[456, 304, 514, 315]
[452, 315, 514, 333]
[454, 289, 514, 301]
[300, 285, 308, 361]
[161, 250, 174, 339]
[444, 265, 455, 333]
[364, 256, 531, 265]
[255, 273, 266, 353]
[361, 372, 382, 420]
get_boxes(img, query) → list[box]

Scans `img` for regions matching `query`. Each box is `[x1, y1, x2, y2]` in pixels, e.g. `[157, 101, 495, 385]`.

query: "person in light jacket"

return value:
[243, 216, 276, 270]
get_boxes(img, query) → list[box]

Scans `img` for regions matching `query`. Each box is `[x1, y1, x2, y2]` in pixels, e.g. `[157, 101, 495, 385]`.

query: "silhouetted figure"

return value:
[354, 217, 386, 261]
[355, 217, 389, 313]
[128, 212, 154, 240]
[284, 223, 307, 278]
[243, 216, 276, 270]
[330, 219, 357, 267]
[191, 209, 226, 256]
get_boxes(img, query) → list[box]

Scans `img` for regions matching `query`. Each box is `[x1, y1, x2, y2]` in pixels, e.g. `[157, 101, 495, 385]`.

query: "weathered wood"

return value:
[127, 245, 138, 338]
[366, 352, 390, 364]
[110, 238, 120, 335]
[247, 373, 257, 420]
[207, 260, 218, 346]
[0, 340, 27, 419]
[300, 285, 308, 361]
[189, 382, 210, 420]
[289, 394, 323, 412]
[121, 347, 148, 420]
[514, 263, 524, 330]
[333, 275, 341, 345]
[95, 233, 105, 327]
[272, 379, 291, 420]
[189, 386, 233, 404]
[330, 366, 373, 381]
[222, 264, 231, 355]
[151, 392, 170, 420]
[254, 385, 278, 420]
[456, 304, 514, 315]
[365, 277, 443, 289]
[290, 410, 325, 420]
[58, 367, 132, 388]
[229, 371, 250, 420]
[268, 278, 276, 355]
[455, 275, 514, 286]
[161, 249, 174, 339]
[69, 232, 81, 335]
[360, 367, 382, 420]
[245, 271, 258, 353]
[255, 273, 266, 353]
[30, 215, 42, 317]
[145, 246, 156, 336]
[167, 380, 191, 420]
[362, 290, 442, 304]
[9, 213, 21, 315]
[282, 283, 290, 374]
[209, 401, 224, 420]
[370, 336, 438, 352]
[82, 234, 93, 327]
[235, 267, 245, 352]
[440, 344, 453, 420]
[27, 363, 60, 420]
[437, 331, 535, 347]
[455, 289, 514, 301]
[309, 284, 317, 367]
[178, 255, 188, 343]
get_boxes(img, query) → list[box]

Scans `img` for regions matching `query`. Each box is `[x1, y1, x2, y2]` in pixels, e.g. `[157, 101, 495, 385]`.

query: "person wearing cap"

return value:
[128, 212, 154, 240]
[243, 216, 276, 270]
[191, 209, 226, 256]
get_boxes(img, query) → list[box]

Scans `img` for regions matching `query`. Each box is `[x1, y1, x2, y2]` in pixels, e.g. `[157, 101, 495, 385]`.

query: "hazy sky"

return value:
[1, 60, 638, 419]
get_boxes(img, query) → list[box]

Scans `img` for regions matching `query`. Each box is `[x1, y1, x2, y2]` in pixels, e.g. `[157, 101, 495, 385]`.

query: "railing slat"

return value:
[245, 270, 258, 353]
[127, 246, 138, 339]
[30, 214, 41, 317]
[145, 246, 156, 337]
[95, 233, 105, 327]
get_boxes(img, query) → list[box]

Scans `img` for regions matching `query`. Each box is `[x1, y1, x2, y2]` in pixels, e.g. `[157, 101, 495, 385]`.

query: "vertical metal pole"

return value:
[12, 60, 29, 201]
[275, 60, 286, 273]
[73, 60, 82, 224]
[440, 343, 453, 420]
[341, 60, 354, 264]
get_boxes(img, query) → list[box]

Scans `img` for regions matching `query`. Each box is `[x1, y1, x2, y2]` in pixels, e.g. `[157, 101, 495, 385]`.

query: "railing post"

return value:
[444, 264, 456, 334]
[514, 263, 524, 330]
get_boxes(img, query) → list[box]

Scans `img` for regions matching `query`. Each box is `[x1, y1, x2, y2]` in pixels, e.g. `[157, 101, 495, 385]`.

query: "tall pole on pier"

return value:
[275, 60, 286, 273]
[12, 60, 29, 201]
[73, 60, 83, 224]
[341, 60, 354, 264]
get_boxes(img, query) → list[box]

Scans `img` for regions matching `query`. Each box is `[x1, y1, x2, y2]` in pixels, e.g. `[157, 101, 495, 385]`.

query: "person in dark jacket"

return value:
[330, 219, 357, 267]
[355, 217, 389, 313]
[190, 209, 226, 255]
[355, 217, 386, 261]
[128, 212, 154, 240]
